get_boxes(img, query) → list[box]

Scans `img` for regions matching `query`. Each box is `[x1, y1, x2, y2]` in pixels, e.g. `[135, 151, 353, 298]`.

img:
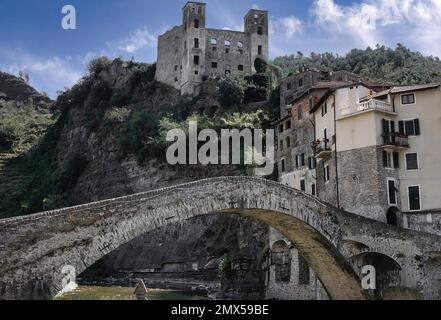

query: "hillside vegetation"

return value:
[273, 44, 441, 85]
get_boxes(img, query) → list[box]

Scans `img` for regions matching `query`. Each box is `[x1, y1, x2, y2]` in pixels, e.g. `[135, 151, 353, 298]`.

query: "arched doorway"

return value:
[386, 207, 400, 226]
[271, 240, 292, 283]
[350, 252, 402, 299]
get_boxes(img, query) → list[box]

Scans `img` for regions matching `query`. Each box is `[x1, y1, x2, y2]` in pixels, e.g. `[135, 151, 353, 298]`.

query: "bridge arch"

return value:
[0, 177, 375, 300]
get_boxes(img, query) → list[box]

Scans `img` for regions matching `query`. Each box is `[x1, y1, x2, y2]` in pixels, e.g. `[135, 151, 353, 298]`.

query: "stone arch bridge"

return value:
[1, 177, 440, 300]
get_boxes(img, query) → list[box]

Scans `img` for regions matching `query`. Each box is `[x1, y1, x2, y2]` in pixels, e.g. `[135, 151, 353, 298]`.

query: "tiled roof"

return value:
[374, 83, 440, 97]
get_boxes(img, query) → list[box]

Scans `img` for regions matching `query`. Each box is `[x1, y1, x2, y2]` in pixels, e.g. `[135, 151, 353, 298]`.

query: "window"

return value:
[408, 186, 421, 211]
[287, 82, 292, 90]
[388, 179, 397, 205]
[382, 119, 396, 135]
[295, 155, 299, 168]
[237, 41, 243, 48]
[184, 41, 187, 50]
[285, 121, 291, 130]
[238, 65, 244, 71]
[194, 38, 199, 48]
[210, 38, 217, 45]
[298, 255, 310, 285]
[297, 105, 302, 120]
[238, 49, 243, 55]
[174, 65, 178, 71]
[194, 70, 199, 75]
[211, 62, 218, 68]
[324, 164, 330, 182]
[174, 77, 178, 82]
[299, 78, 303, 87]
[258, 45, 262, 55]
[279, 124, 284, 133]
[224, 40, 231, 46]
[212, 46, 217, 52]
[194, 55, 199, 65]
[401, 93, 415, 105]
[311, 183, 316, 196]
[399, 119, 421, 136]
[300, 179, 306, 192]
[308, 156, 317, 169]
[194, 19, 199, 28]
[225, 48, 230, 54]
[300, 153, 305, 167]
[281, 159, 286, 172]
[257, 26, 263, 35]
[322, 102, 328, 117]
[406, 153, 419, 170]
[279, 140, 284, 151]
[286, 137, 291, 148]
[383, 150, 399, 169]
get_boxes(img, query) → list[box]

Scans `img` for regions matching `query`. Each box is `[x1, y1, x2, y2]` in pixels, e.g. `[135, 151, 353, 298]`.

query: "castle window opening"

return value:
[212, 62, 218, 68]
[194, 38, 199, 48]
[194, 55, 200, 65]
[212, 46, 217, 52]
[238, 64, 244, 71]
[194, 19, 199, 28]
[194, 70, 199, 75]
[257, 26, 263, 35]
[225, 48, 230, 54]
[258, 45, 262, 55]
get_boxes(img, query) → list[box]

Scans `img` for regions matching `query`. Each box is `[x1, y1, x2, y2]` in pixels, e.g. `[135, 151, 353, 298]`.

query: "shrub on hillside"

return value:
[218, 76, 245, 107]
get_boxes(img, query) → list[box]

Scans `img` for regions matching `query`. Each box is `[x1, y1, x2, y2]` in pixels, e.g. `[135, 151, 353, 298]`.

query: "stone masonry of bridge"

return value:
[1, 177, 441, 300]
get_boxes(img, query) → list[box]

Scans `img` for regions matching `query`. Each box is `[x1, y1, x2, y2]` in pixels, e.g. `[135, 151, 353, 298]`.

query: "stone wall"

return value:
[337, 146, 400, 222]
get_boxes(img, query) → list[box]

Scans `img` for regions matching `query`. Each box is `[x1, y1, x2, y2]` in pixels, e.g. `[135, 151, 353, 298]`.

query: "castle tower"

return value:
[244, 9, 269, 72]
[181, 2, 207, 95]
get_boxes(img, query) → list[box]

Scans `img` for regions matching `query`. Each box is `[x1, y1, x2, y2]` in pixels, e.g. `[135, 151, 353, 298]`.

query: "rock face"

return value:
[0, 72, 51, 105]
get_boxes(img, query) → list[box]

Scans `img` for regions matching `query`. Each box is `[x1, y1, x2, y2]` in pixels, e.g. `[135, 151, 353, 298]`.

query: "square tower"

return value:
[244, 9, 269, 70]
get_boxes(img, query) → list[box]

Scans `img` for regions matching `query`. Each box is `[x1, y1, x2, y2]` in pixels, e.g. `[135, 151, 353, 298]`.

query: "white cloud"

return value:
[107, 26, 156, 54]
[1, 55, 83, 98]
[310, 0, 441, 57]
[270, 16, 303, 39]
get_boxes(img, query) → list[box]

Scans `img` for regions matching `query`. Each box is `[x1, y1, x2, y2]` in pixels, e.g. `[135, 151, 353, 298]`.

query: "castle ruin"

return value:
[155, 1, 269, 95]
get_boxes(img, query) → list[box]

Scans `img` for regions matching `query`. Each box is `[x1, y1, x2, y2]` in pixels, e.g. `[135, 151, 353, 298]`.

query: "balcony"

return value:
[382, 132, 410, 149]
[358, 99, 394, 113]
[311, 139, 332, 159]
[338, 99, 395, 118]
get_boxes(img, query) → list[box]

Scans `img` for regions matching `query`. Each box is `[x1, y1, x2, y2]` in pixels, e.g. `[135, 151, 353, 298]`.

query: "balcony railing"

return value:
[382, 132, 409, 149]
[358, 99, 394, 113]
[311, 139, 332, 159]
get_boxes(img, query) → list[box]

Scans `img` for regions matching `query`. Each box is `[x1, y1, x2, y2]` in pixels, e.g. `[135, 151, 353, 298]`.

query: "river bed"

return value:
[56, 286, 208, 300]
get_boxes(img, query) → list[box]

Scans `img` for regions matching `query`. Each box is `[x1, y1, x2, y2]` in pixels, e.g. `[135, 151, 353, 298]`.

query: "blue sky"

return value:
[1, 0, 441, 98]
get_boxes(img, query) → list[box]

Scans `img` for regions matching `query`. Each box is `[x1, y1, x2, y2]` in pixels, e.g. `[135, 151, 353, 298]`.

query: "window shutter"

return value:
[382, 119, 389, 134]
[414, 119, 421, 135]
[398, 121, 405, 135]
[393, 152, 399, 169]
[383, 151, 388, 167]
[391, 121, 396, 133]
